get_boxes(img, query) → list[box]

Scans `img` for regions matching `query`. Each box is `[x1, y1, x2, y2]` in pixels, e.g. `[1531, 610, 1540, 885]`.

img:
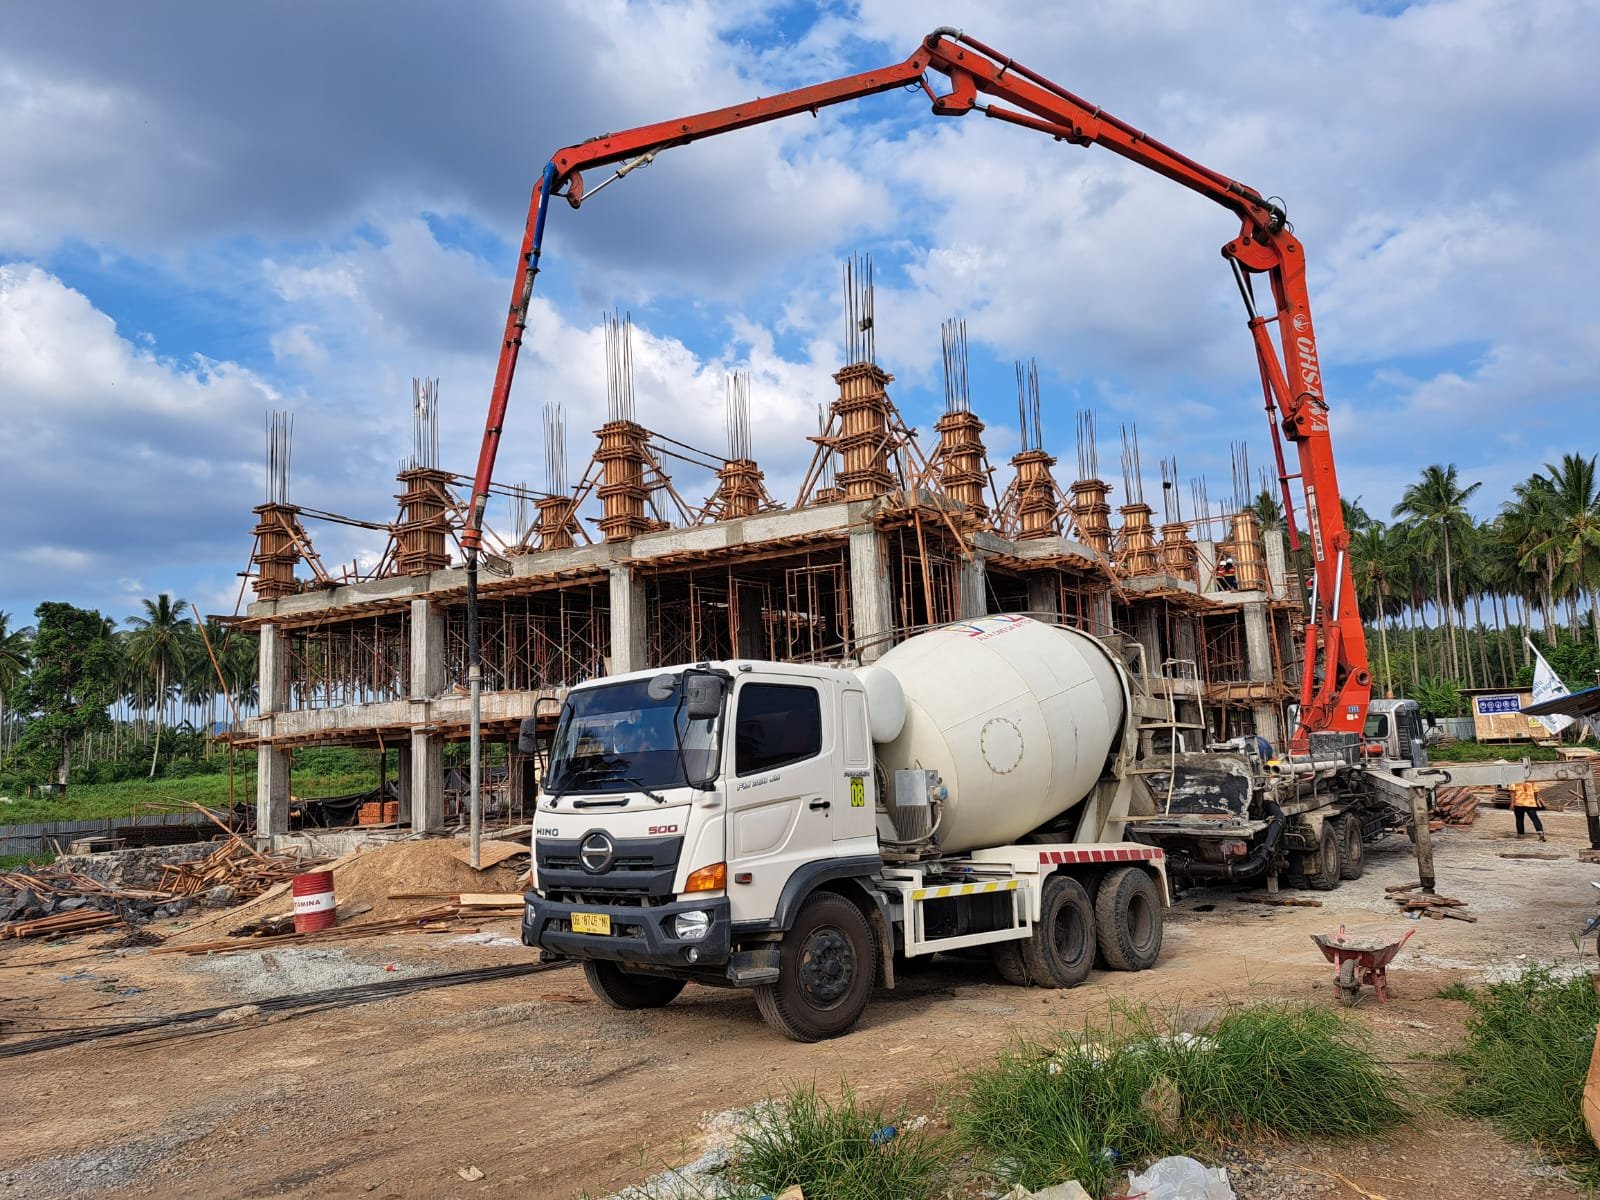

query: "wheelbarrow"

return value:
[1310, 925, 1415, 1006]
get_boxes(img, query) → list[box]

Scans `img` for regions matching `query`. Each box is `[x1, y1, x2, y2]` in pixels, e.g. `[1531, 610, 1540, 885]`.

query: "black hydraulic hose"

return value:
[1173, 800, 1286, 881]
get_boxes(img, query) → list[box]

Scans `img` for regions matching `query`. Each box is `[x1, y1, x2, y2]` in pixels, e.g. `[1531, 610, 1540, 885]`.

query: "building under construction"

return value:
[238, 262, 1304, 837]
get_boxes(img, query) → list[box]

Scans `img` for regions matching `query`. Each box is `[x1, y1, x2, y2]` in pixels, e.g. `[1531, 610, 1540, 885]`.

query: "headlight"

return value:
[673, 910, 711, 941]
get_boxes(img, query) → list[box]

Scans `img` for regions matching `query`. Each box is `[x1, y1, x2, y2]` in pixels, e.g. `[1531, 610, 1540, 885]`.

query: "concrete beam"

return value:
[849, 527, 893, 662]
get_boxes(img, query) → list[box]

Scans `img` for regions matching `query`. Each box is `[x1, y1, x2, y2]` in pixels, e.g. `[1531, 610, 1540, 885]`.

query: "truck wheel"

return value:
[1094, 866, 1164, 971]
[990, 939, 1031, 986]
[1336, 816, 1365, 880]
[1020, 875, 1095, 988]
[1307, 821, 1342, 891]
[582, 960, 687, 1010]
[754, 892, 876, 1042]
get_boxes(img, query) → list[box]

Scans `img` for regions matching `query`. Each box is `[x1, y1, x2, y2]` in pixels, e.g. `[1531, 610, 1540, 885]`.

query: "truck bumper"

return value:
[522, 893, 733, 970]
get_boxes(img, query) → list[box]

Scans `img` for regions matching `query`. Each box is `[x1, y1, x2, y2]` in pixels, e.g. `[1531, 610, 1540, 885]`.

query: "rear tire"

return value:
[1306, 821, 1343, 891]
[1094, 866, 1164, 971]
[582, 960, 686, 1010]
[1020, 874, 1095, 988]
[1337, 815, 1365, 880]
[754, 892, 876, 1042]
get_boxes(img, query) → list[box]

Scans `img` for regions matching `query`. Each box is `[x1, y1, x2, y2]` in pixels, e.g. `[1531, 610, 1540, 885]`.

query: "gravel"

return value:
[186, 946, 419, 999]
[0, 1130, 208, 1199]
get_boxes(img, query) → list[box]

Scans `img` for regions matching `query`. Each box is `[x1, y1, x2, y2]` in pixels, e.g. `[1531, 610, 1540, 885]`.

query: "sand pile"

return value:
[165, 837, 527, 944]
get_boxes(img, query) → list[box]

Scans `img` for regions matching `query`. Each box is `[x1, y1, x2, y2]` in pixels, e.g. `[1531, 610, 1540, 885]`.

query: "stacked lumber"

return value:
[1430, 787, 1481, 829]
[1385, 883, 1477, 922]
[1, 864, 171, 939]
[155, 836, 325, 901]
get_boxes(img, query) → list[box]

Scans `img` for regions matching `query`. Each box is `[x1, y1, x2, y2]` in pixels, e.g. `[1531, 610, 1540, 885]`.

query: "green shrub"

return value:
[730, 1085, 946, 1200]
[1447, 968, 1600, 1181]
[952, 1002, 1405, 1196]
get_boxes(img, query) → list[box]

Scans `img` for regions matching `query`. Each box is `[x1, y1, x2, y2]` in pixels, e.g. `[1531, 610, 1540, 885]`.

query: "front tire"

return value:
[583, 960, 686, 1010]
[990, 939, 1031, 985]
[1094, 866, 1164, 971]
[755, 892, 876, 1042]
[1020, 874, 1095, 988]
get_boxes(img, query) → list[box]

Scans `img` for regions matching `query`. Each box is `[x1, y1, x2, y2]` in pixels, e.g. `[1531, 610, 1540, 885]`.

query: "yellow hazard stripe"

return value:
[911, 880, 1019, 901]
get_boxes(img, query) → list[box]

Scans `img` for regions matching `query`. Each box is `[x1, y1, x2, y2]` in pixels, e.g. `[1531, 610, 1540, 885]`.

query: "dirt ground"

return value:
[2, 808, 1597, 1200]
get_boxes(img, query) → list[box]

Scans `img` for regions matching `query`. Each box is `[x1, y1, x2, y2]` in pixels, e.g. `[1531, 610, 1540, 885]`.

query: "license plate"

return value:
[570, 911, 611, 935]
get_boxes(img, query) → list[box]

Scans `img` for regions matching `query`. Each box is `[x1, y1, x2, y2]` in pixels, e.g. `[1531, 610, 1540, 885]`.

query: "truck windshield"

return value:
[544, 676, 719, 796]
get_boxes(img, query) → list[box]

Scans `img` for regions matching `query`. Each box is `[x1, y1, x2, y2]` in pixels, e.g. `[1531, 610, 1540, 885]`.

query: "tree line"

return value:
[0, 595, 258, 797]
[1251, 452, 1600, 714]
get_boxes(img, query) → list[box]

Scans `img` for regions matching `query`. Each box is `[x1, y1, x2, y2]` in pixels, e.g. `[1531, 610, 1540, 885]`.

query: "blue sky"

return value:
[1, 0, 1596, 629]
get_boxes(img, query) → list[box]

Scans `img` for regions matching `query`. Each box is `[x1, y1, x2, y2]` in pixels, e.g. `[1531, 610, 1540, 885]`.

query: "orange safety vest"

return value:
[1510, 782, 1540, 809]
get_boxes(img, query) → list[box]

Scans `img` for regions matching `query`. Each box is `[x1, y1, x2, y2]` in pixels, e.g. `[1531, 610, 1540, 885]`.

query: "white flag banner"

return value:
[1526, 638, 1574, 735]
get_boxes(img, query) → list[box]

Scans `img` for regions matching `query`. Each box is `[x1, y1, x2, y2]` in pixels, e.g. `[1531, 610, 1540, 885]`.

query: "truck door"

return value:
[725, 679, 835, 924]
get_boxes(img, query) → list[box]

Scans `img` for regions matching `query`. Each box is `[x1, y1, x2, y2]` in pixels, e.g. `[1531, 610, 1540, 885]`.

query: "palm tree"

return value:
[125, 594, 191, 779]
[1525, 453, 1600, 653]
[1349, 521, 1397, 696]
[1393, 464, 1482, 681]
[0, 612, 32, 757]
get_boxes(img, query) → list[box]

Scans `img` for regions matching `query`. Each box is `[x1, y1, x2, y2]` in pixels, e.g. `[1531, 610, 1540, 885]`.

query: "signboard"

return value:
[1469, 691, 1544, 742]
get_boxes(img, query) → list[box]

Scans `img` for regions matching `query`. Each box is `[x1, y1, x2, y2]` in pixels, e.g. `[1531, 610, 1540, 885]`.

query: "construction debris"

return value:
[157, 835, 326, 902]
[1386, 885, 1477, 922]
[1236, 895, 1323, 908]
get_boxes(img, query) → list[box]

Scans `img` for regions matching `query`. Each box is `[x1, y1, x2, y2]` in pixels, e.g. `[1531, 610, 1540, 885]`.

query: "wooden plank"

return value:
[449, 841, 530, 870]
[457, 893, 527, 909]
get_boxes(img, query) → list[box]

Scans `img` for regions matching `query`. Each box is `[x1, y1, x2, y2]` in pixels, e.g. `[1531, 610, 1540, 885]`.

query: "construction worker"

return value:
[1509, 781, 1547, 842]
[1216, 555, 1239, 591]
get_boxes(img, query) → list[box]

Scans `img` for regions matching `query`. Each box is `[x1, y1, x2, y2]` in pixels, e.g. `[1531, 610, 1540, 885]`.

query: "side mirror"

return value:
[684, 673, 726, 721]
[517, 716, 542, 756]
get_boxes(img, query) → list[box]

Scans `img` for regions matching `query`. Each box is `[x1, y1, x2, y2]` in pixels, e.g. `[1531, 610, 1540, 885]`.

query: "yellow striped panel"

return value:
[911, 879, 1019, 901]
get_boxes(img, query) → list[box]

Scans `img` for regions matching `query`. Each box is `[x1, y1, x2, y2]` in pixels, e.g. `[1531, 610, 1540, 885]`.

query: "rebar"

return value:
[1014, 359, 1044, 451]
[725, 371, 753, 461]
[1231, 441, 1252, 513]
[1160, 456, 1184, 524]
[543, 402, 568, 496]
[1119, 423, 1146, 505]
[940, 318, 970, 414]
[1075, 409, 1099, 481]
[816, 404, 837, 492]
[407, 378, 440, 471]
[843, 254, 876, 367]
[604, 311, 636, 423]
[265, 410, 292, 505]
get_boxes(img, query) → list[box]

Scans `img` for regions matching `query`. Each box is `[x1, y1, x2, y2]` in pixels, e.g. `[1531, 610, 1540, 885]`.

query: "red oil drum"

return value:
[291, 870, 337, 933]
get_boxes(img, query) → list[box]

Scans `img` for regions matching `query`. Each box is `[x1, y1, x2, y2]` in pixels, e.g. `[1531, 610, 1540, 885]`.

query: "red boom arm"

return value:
[464, 27, 1370, 750]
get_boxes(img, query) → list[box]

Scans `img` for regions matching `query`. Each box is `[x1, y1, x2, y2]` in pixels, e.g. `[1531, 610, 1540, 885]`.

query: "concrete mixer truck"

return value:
[518, 613, 1166, 1041]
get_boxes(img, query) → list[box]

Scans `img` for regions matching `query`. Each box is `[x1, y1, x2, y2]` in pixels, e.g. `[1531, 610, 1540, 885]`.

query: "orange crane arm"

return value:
[463, 27, 1370, 749]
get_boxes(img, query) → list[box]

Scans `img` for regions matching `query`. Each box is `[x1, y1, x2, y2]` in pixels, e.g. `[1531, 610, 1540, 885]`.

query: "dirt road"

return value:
[2, 808, 1595, 1199]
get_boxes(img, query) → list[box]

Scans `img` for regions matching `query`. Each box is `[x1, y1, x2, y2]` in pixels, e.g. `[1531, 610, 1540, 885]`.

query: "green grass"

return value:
[1446, 968, 1600, 1183]
[1430, 741, 1560, 763]
[730, 1085, 946, 1200]
[0, 768, 382, 826]
[0, 850, 56, 871]
[1436, 981, 1475, 1001]
[950, 1002, 1406, 1197]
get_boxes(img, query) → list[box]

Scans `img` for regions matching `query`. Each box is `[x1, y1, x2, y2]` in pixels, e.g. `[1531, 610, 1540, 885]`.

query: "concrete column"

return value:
[735, 584, 766, 659]
[1196, 539, 1218, 592]
[255, 623, 291, 839]
[1135, 606, 1163, 674]
[1242, 600, 1283, 745]
[608, 564, 648, 675]
[848, 527, 893, 662]
[958, 555, 987, 619]
[396, 748, 414, 824]
[1026, 573, 1059, 620]
[408, 598, 446, 832]
[1263, 529, 1288, 600]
